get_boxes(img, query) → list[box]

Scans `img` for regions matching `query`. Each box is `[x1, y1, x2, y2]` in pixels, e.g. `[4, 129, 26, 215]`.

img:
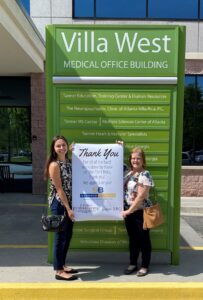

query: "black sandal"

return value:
[136, 268, 148, 277]
[124, 265, 137, 275]
[55, 274, 78, 281]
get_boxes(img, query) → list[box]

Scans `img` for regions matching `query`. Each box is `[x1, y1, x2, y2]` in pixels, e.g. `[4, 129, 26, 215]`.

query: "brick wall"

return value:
[31, 73, 47, 195]
[181, 166, 203, 197]
[185, 60, 203, 74]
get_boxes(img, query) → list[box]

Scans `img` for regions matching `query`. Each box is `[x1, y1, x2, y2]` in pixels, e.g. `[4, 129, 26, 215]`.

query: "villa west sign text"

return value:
[61, 31, 172, 54]
[54, 26, 179, 76]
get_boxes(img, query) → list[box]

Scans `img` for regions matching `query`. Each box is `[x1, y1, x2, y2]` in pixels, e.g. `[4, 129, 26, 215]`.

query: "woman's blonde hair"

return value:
[129, 147, 146, 169]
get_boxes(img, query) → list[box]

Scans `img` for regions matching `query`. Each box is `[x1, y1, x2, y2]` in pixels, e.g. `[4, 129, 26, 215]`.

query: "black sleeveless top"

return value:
[48, 159, 72, 207]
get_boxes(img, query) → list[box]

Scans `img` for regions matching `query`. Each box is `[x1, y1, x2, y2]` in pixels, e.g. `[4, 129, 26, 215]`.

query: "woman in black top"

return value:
[122, 147, 154, 277]
[44, 135, 78, 281]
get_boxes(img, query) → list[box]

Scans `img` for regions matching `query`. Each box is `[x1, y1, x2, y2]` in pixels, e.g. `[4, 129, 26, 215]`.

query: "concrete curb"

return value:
[0, 282, 203, 300]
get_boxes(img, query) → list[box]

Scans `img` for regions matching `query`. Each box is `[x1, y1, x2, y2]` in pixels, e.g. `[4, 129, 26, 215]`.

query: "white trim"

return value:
[186, 53, 203, 60]
[53, 76, 177, 85]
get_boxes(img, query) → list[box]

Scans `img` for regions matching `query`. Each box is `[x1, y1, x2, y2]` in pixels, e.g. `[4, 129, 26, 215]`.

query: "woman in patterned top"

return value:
[122, 147, 154, 277]
[44, 135, 78, 281]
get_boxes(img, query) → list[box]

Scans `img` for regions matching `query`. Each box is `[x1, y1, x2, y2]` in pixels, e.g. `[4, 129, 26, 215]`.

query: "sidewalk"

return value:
[0, 194, 202, 299]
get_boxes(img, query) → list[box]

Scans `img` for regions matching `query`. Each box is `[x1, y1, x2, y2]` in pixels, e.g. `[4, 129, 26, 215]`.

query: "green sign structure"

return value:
[46, 25, 185, 264]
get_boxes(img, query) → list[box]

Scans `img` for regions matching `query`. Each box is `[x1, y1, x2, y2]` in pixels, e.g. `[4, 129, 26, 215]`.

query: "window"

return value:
[74, 0, 94, 18]
[183, 76, 203, 165]
[17, 0, 30, 15]
[73, 0, 202, 20]
[96, 0, 146, 18]
[0, 107, 31, 163]
[0, 77, 31, 164]
[200, 0, 203, 19]
[148, 0, 198, 19]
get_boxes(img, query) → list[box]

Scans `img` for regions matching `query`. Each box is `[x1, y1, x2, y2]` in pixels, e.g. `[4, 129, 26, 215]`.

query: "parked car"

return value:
[182, 152, 192, 165]
[0, 153, 8, 162]
[194, 151, 203, 163]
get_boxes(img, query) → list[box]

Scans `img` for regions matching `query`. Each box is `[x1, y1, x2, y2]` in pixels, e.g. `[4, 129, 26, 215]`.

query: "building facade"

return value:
[0, 0, 202, 196]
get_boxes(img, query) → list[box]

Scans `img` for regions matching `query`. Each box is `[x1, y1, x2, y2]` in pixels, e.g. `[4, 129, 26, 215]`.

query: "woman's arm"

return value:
[122, 185, 150, 218]
[49, 162, 75, 221]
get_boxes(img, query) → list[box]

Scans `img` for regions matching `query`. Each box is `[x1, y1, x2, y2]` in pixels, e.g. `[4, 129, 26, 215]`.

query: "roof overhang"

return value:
[0, 0, 45, 75]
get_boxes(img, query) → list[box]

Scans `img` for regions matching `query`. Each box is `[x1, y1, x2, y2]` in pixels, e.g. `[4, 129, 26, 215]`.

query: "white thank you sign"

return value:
[72, 143, 123, 221]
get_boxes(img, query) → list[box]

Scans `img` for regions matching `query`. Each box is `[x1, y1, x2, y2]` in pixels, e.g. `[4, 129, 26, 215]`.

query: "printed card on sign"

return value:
[72, 143, 123, 221]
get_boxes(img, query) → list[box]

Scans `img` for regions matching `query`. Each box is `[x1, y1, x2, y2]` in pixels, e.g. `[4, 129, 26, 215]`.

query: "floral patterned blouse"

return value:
[48, 159, 72, 207]
[124, 170, 154, 210]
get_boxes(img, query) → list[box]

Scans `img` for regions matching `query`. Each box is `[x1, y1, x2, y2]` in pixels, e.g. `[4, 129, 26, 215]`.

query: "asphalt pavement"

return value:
[0, 193, 202, 300]
[0, 193, 202, 283]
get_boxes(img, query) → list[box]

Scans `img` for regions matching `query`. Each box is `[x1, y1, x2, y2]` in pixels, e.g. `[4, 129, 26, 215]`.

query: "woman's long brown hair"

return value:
[43, 135, 69, 180]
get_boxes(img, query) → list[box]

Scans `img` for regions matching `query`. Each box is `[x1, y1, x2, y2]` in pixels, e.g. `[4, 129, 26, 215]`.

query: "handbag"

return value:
[143, 202, 164, 229]
[41, 213, 66, 232]
[143, 188, 164, 230]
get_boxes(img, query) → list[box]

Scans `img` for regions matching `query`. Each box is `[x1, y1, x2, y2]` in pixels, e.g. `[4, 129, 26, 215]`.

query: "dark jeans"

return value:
[125, 209, 151, 269]
[51, 198, 74, 270]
